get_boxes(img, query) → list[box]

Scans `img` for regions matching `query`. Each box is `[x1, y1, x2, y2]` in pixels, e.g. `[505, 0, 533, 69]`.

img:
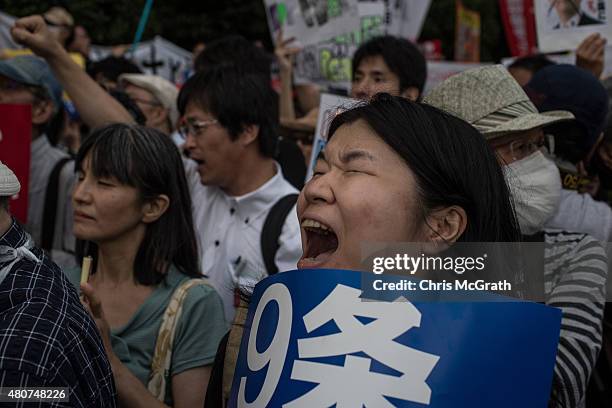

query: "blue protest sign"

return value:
[229, 269, 561, 407]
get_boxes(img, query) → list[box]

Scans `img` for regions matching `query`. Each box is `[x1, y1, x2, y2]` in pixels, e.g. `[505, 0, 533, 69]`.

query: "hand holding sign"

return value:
[576, 33, 607, 78]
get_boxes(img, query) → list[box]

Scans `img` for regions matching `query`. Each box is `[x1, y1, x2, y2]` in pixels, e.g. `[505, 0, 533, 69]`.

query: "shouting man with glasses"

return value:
[175, 66, 302, 322]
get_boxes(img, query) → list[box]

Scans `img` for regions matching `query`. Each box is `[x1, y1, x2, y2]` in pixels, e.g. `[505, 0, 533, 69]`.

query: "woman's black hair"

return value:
[75, 123, 200, 285]
[327, 93, 521, 243]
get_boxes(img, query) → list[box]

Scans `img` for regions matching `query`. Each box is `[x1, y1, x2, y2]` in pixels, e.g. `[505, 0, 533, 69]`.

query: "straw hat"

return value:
[423, 65, 574, 140]
[0, 161, 20, 196]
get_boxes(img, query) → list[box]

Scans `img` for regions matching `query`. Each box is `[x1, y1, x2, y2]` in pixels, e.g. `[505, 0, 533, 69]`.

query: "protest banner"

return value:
[455, 0, 481, 62]
[306, 93, 358, 181]
[0, 105, 31, 224]
[535, 0, 612, 53]
[229, 268, 561, 407]
[290, 0, 431, 88]
[292, 1, 385, 89]
[264, 0, 361, 47]
[498, 0, 538, 57]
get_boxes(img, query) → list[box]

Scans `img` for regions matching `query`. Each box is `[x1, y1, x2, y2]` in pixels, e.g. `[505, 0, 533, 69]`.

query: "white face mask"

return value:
[504, 151, 562, 235]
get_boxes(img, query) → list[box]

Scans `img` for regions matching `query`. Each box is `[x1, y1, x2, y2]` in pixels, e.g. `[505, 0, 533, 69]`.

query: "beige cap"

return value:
[0, 161, 20, 196]
[423, 65, 574, 139]
[119, 74, 179, 126]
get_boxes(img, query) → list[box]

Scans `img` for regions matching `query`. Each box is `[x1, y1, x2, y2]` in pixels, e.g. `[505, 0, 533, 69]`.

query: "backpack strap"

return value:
[221, 297, 250, 404]
[41, 157, 72, 251]
[260, 194, 298, 276]
[147, 277, 210, 402]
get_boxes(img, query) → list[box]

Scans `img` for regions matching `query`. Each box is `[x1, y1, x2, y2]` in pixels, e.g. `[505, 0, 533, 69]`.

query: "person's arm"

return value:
[546, 234, 607, 407]
[10, 15, 134, 128]
[275, 30, 301, 122]
[109, 359, 211, 408]
[575, 33, 607, 79]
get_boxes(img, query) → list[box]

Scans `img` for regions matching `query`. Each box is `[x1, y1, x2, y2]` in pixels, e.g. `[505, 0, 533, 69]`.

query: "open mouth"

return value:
[300, 218, 339, 266]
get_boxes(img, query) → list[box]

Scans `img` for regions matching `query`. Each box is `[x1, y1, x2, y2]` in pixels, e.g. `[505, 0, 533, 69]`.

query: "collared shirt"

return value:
[0, 219, 117, 407]
[185, 160, 302, 322]
[28, 136, 76, 268]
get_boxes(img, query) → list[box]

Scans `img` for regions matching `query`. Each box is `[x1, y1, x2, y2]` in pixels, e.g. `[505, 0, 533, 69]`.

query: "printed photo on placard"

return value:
[535, 0, 612, 52]
[264, 0, 361, 48]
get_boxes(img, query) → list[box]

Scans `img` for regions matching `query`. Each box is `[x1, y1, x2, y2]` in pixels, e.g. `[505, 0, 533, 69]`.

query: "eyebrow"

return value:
[339, 149, 376, 164]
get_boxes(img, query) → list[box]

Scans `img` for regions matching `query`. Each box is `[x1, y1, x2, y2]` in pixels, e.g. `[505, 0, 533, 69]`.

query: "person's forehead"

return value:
[184, 100, 215, 119]
[355, 55, 393, 75]
[326, 121, 392, 157]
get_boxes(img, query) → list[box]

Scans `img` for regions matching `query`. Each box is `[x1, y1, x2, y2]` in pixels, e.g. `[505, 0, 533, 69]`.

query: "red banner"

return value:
[0, 104, 32, 224]
[499, 0, 537, 57]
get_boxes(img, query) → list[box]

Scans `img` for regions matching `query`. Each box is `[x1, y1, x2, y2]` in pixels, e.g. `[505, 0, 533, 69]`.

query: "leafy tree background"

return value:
[1, 0, 510, 61]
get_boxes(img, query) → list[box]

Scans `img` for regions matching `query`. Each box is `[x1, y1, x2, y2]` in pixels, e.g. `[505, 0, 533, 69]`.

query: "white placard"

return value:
[535, 0, 612, 53]
[264, 0, 361, 47]
[293, 1, 386, 89]
[306, 93, 359, 181]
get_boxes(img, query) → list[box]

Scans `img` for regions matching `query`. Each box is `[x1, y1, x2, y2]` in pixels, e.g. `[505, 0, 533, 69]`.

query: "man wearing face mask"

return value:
[425, 65, 608, 408]
[524, 64, 612, 242]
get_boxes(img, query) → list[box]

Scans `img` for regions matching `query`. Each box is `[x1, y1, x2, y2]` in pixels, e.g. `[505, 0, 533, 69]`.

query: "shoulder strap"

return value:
[222, 297, 250, 404]
[41, 157, 72, 251]
[147, 277, 210, 402]
[260, 193, 298, 276]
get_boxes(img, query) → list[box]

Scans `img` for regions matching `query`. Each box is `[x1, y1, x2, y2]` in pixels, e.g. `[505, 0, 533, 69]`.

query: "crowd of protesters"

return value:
[0, 5, 611, 408]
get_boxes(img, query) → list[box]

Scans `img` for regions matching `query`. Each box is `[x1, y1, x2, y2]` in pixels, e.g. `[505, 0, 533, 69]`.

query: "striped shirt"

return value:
[543, 230, 607, 408]
[0, 219, 117, 407]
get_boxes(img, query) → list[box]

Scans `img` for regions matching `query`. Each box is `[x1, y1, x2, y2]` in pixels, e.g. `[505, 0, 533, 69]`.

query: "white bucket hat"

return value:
[423, 65, 574, 139]
[119, 74, 179, 126]
[0, 161, 20, 196]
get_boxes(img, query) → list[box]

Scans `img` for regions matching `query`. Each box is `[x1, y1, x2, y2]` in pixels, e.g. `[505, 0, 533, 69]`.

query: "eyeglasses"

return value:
[178, 119, 219, 140]
[492, 133, 547, 162]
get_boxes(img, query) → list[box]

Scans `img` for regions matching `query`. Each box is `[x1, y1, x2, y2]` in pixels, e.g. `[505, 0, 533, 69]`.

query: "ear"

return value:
[141, 194, 170, 224]
[237, 124, 260, 148]
[149, 106, 169, 128]
[400, 87, 420, 102]
[31, 99, 54, 125]
[423, 205, 468, 244]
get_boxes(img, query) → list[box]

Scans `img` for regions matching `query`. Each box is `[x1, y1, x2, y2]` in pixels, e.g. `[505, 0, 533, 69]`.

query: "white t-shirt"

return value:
[184, 159, 302, 322]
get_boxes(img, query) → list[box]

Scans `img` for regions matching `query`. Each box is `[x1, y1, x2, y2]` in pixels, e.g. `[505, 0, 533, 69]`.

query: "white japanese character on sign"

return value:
[285, 284, 439, 407]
